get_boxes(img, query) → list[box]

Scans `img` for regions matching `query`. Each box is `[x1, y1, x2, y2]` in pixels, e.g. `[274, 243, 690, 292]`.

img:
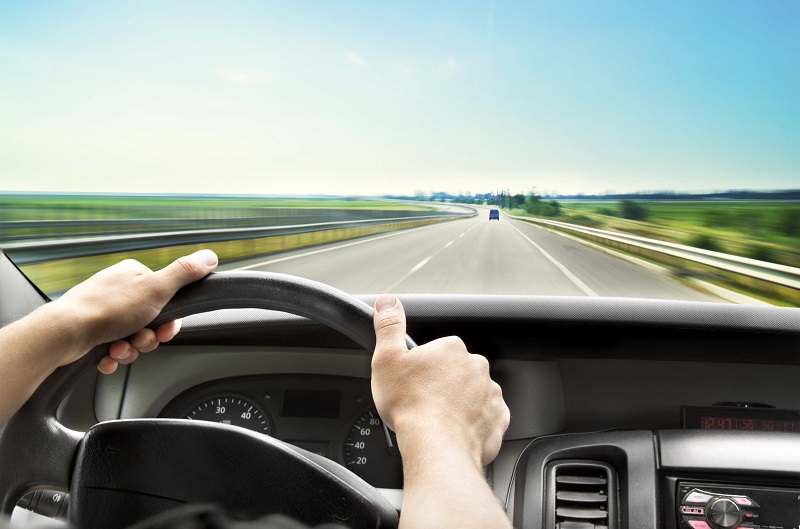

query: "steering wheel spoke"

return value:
[0, 348, 100, 513]
[0, 272, 412, 528]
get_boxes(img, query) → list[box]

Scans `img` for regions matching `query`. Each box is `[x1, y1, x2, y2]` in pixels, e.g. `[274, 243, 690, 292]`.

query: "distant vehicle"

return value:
[489, 209, 500, 221]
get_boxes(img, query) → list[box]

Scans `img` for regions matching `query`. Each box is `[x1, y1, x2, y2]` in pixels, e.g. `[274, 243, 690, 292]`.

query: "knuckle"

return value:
[502, 406, 511, 429]
[132, 330, 156, 349]
[491, 380, 503, 396]
[376, 312, 404, 331]
[442, 335, 466, 350]
[121, 259, 149, 273]
[472, 354, 490, 373]
[175, 256, 198, 276]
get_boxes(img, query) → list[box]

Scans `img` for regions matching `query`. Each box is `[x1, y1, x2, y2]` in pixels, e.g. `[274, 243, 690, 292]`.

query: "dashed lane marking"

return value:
[384, 257, 433, 292]
[384, 221, 480, 292]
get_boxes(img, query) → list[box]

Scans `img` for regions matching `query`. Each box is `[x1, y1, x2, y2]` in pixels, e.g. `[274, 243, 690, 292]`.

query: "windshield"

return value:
[1, 2, 798, 305]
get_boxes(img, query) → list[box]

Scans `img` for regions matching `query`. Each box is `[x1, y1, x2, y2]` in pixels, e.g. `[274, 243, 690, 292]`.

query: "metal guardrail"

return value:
[2, 211, 475, 265]
[509, 214, 800, 299]
[0, 209, 457, 242]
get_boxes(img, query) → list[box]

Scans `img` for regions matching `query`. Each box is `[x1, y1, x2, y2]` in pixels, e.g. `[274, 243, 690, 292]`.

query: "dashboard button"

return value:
[684, 490, 714, 504]
[687, 520, 711, 529]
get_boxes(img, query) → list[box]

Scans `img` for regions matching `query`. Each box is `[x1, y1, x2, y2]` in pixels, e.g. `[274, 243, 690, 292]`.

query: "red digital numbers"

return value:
[699, 415, 799, 432]
[701, 417, 732, 430]
[759, 420, 776, 431]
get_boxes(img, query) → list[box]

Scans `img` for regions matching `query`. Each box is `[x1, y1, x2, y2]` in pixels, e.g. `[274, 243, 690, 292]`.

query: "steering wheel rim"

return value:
[0, 271, 415, 526]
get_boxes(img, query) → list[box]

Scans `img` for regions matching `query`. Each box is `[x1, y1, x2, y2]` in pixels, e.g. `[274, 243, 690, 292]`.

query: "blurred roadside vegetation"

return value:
[1, 194, 429, 222]
[508, 198, 800, 269]
[0, 194, 434, 295]
[0, 194, 431, 240]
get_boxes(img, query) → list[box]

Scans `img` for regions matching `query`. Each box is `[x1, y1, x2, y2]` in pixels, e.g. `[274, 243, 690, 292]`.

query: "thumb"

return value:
[157, 249, 218, 292]
[373, 294, 408, 355]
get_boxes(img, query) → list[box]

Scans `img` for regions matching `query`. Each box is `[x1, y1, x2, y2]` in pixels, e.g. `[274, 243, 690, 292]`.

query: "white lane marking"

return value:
[231, 221, 455, 271]
[409, 257, 432, 273]
[457, 222, 479, 238]
[506, 220, 599, 297]
[384, 257, 433, 292]
[383, 220, 480, 292]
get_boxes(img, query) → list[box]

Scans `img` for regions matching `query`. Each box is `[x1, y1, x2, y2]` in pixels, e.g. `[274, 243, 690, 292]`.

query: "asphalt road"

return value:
[220, 209, 719, 302]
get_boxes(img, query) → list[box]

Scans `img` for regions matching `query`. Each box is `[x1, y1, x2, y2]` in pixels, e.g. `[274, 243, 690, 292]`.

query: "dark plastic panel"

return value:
[511, 430, 658, 529]
[0, 251, 47, 326]
[172, 297, 800, 365]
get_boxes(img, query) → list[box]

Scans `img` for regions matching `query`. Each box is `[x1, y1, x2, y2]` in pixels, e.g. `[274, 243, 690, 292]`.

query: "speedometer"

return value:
[343, 408, 403, 489]
[185, 395, 272, 435]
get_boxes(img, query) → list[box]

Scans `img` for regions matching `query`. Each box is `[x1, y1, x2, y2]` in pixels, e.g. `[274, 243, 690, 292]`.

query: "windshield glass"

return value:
[1, 2, 798, 305]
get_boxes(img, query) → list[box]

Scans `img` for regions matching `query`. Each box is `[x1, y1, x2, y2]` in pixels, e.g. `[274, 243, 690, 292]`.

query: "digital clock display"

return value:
[699, 416, 800, 432]
[683, 406, 800, 433]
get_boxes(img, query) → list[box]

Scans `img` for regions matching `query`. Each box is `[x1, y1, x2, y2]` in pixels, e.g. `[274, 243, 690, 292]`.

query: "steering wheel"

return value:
[0, 271, 416, 528]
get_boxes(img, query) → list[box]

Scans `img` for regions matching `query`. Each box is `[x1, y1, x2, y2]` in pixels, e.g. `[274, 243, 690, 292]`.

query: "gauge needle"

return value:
[383, 422, 394, 448]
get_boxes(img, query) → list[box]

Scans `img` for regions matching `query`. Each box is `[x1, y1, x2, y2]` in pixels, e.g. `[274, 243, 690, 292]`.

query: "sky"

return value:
[1, 1, 798, 196]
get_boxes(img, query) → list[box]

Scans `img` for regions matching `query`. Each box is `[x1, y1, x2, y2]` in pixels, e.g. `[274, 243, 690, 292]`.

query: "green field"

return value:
[512, 200, 800, 269]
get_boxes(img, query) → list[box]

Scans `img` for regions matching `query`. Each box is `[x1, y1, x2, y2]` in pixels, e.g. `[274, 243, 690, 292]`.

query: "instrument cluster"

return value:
[160, 374, 403, 489]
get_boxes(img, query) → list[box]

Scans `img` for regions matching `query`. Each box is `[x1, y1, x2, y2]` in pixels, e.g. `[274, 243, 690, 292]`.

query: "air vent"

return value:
[544, 460, 618, 529]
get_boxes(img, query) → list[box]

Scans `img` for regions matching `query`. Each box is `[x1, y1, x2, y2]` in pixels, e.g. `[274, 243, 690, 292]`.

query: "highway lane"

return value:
[221, 211, 720, 302]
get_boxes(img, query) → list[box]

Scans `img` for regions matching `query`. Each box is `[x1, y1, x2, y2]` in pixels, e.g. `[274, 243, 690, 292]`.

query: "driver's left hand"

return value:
[53, 249, 218, 373]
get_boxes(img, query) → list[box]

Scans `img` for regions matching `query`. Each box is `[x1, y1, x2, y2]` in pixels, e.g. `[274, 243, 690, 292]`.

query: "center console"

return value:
[509, 430, 800, 529]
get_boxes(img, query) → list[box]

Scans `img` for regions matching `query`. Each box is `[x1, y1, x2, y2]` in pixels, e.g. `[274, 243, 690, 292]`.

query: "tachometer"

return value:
[185, 395, 272, 435]
[343, 408, 402, 489]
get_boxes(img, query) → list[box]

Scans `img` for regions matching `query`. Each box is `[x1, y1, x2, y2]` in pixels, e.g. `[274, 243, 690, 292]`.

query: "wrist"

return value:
[38, 301, 93, 365]
[394, 415, 483, 472]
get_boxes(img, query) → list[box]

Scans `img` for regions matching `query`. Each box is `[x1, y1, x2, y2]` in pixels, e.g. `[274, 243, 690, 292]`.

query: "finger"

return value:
[155, 318, 182, 342]
[373, 294, 407, 356]
[130, 328, 159, 353]
[156, 249, 218, 293]
[117, 347, 140, 365]
[97, 356, 119, 374]
[109, 340, 132, 360]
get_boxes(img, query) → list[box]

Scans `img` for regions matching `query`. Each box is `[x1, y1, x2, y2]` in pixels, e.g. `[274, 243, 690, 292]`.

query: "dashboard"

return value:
[10, 290, 800, 528]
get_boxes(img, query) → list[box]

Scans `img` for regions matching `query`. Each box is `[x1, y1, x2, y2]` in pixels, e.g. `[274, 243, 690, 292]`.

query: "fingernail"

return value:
[196, 249, 218, 267]
[117, 350, 130, 360]
[376, 294, 397, 313]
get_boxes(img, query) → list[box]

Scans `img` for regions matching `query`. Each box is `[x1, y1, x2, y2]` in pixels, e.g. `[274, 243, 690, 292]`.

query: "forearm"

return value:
[0, 303, 84, 426]
[398, 429, 512, 529]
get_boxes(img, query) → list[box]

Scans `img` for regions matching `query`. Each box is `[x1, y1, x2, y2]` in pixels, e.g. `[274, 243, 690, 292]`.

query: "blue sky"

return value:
[0, 1, 798, 195]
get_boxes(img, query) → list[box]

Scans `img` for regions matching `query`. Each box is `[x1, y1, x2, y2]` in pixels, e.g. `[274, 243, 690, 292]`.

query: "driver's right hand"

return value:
[371, 294, 510, 470]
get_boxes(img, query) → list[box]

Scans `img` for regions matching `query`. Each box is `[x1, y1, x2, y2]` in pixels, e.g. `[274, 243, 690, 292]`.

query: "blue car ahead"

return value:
[489, 209, 500, 221]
